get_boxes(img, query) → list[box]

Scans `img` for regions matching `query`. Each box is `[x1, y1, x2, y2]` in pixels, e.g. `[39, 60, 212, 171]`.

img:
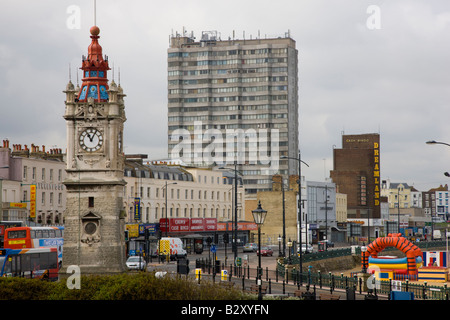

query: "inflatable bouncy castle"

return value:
[361, 233, 423, 278]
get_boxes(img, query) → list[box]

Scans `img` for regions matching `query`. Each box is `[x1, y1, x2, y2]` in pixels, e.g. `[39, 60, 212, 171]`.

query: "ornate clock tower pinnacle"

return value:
[77, 26, 110, 102]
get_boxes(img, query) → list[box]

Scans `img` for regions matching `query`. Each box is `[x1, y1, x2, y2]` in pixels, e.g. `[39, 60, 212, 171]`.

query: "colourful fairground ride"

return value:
[361, 233, 423, 280]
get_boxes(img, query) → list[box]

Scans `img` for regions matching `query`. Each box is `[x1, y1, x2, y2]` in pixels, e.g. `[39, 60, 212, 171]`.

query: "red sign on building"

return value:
[159, 218, 218, 233]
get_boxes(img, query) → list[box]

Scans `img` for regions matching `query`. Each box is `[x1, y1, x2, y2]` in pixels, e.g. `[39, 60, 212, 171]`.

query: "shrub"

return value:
[0, 272, 249, 300]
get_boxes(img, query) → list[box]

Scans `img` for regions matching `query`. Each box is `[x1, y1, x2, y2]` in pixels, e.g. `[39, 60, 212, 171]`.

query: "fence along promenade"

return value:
[190, 242, 450, 300]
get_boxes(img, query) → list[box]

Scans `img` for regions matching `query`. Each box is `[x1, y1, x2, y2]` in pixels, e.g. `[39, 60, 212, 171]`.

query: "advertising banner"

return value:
[159, 218, 218, 233]
[134, 197, 141, 221]
[30, 184, 36, 218]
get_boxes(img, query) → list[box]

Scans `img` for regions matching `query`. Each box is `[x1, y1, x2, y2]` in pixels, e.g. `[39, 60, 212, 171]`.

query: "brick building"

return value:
[330, 133, 381, 240]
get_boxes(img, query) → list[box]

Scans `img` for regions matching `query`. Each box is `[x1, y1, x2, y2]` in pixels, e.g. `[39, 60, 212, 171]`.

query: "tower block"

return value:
[61, 26, 127, 275]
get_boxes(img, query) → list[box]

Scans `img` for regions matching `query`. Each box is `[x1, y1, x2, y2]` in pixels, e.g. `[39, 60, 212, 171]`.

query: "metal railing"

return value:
[194, 251, 450, 300]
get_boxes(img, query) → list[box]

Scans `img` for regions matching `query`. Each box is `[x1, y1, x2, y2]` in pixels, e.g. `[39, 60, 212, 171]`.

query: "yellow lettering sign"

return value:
[373, 142, 380, 207]
[10, 203, 27, 208]
[9, 240, 25, 245]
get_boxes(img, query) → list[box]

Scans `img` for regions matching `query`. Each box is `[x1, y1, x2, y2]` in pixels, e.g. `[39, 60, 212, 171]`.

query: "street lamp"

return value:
[278, 234, 282, 257]
[272, 178, 288, 257]
[281, 152, 309, 280]
[361, 246, 368, 273]
[425, 140, 450, 240]
[426, 140, 450, 147]
[163, 181, 177, 237]
[219, 162, 241, 264]
[252, 201, 267, 301]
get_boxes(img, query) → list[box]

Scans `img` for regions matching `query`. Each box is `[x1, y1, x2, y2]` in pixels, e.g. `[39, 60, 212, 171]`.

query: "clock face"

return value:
[79, 128, 103, 152]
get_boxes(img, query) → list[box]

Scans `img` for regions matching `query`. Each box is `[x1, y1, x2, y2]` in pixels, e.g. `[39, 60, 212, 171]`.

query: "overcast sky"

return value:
[1, 0, 450, 191]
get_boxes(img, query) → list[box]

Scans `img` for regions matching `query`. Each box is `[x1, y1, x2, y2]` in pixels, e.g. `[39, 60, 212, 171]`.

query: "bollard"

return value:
[195, 268, 202, 284]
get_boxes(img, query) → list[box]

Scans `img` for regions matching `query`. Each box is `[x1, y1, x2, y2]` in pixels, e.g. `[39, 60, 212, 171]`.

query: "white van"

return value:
[158, 237, 187, 260]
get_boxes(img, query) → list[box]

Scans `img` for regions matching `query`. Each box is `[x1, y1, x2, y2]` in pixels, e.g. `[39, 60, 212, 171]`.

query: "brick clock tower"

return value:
[61, 25, 127, 274]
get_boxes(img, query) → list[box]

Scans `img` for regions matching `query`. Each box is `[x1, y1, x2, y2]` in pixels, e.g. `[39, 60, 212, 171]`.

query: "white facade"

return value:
[123, 161, 245, 224]
[0, 142, 66, 225]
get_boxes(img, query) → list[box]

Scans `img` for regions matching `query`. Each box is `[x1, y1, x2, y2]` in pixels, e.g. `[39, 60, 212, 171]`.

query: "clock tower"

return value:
[62, 25, 127, 274]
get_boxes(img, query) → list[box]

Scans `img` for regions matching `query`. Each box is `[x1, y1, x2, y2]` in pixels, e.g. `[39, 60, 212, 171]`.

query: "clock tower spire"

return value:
[62, 25, 127, 275]
[77, 26, 110, 102]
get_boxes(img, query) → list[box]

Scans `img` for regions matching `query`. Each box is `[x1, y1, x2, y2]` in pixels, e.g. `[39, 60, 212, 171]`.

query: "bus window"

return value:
[4, 257, 11, 274]
[8, 256, 20, 275]
[48, 252, 58, 269]
[49, 230, 55, 238]
[21, 254, 31, 273]
[36, 230, 43, 238]
[31, 230, 36, 238]
[42, 230, 49, 239]
[9, 230, 26, 239]
[31, 253, 40, 271]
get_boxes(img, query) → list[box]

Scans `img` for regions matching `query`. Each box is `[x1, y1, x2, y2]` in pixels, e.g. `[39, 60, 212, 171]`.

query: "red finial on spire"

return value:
[77, 26, 110, 102]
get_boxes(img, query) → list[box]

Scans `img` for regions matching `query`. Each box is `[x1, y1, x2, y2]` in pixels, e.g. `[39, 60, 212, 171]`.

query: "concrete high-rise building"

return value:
[167, 30, 299, 195]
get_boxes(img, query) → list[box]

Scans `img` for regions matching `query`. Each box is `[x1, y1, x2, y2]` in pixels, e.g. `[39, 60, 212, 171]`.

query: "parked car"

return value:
[323, 240, 334, 248]
[126, 256, 146, 270]
[257, 246, 274, 256]
[318, 240, 335, 252]
[243, 243, 258, 252]
[302, 243, 314, 253]
[300, 243, 314, 254]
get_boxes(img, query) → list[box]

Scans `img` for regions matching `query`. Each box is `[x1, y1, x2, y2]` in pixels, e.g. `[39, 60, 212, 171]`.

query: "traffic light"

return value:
[223, 233, 229, 244]
[124, 230, 129, 241]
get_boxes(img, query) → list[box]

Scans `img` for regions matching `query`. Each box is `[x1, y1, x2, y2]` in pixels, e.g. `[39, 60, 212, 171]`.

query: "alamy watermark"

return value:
[366, 5, 381, 30]
[66, 5, 81, 30]
[66, 265, 81, 289]
[170, 121, 280, 172]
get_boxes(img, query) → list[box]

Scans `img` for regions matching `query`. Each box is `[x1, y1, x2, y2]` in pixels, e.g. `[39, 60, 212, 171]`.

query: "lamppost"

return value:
[426, 140, 450, 240]
[281, 152, 309, 279]
[361, 246, 368, 273]
[278, 234, 282, 257]
[163, 181, 177, 237]
[426, 140, 450, 147]
[252, 201, 267, 301]
[219, 162, 241, 264]
[272, 178, 288, 257]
